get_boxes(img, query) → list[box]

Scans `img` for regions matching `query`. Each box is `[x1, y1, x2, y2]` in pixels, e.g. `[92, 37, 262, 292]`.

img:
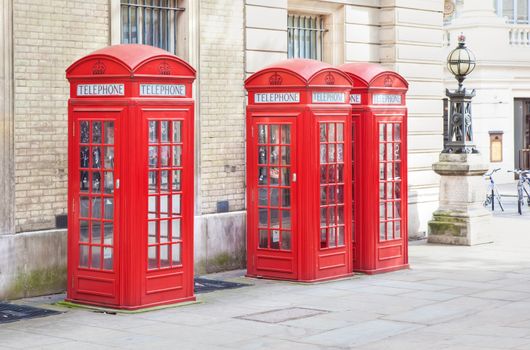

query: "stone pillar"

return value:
[0, 0, 14, 236]
[428, 153, 492, 245]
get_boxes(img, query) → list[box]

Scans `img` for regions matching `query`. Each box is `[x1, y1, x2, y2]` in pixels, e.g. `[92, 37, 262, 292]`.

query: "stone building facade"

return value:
[0, 0, 446, 299]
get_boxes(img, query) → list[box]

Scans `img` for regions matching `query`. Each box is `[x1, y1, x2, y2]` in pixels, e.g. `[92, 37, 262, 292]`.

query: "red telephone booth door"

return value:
[70, 111, 121, 306]
[248, 117, 298, 280]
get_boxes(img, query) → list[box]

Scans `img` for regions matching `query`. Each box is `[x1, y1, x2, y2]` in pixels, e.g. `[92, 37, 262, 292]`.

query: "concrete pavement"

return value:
[1, 210, 530, 349]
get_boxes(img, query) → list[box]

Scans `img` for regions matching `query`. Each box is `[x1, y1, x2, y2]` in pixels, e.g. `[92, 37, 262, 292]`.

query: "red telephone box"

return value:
[66, 44, 195, 309]
[245, 59, 355, 282]
[338, 63, 409, 274]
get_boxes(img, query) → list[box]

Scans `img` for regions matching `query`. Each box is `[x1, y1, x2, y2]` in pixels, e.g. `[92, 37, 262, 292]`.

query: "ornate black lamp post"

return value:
[443, 34, 478, 154]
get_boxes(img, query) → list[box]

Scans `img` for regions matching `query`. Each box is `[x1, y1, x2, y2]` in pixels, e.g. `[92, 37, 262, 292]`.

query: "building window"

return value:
[121, 0, 184, 54]
[496, 0, 530, 24]
[288, 14, 326, 61]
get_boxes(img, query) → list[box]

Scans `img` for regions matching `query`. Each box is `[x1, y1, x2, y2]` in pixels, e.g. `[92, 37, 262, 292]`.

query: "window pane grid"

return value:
[147, 120, 183, 270]
[257, 124, 292, 251]
[288, 14, 326, 61]
[121, 0, 183, 54]
[379, 123, 402, 241]
[78, 120, 115, 271]
[319, 122, 345, 249]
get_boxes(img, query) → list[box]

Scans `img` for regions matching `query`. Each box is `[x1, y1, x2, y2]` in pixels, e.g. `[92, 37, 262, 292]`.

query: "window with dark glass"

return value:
[288, 14, 326, 61]
[121, 0, 183, 54]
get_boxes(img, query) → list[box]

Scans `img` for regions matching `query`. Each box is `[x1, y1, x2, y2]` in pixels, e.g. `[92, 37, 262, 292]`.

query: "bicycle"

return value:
[483, 168, 504, 212]
[507, 169, 530, 215]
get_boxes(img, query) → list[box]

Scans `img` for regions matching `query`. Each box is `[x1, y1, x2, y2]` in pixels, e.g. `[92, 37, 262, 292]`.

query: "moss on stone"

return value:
[5, 265, 66, 300]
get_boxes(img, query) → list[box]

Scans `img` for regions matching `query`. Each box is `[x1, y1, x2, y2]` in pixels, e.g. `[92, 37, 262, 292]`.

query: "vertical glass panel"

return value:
[387, 143, 393, 161]
[171, 218, 181, 240]
[92, 171, 101, 193]
[172, 194, 181, 215]
[91, 222, 101, 244]
[104, 172, 114, 194]
[172, 170, 181, 191]
[258, 208, 268, 227]
[104, 121, 114, 144]
[172, 243, 181, 265]
[320, 165, 327, 184]
[270, 209, 280, 228]
[380, 222, 386, 240]
[149, 121, 158, 143]
[258, 167, 267, 185]
[319, 124, 327, 142]
[388, 203, 394, 219]
[518, 0, 528, 23]
[395, 200, 402, 218]
[379, 124, 386, 141]
[281, 168, 290, 186]
[320, 186, 327, 205]
[320, 207, 327, 226]
[386, 182, 393, 199]
[328, 123, 335, 142]
[104, 198, 113, 220]
[104, 147, 114, 169]
[379, 163, 385, 180]
[281, 210, 291, 229]
[387, 162, 393, 180]
[328, 185, 336, 202]
[379, 143, 386, 161]
[258, 125, 267, 144]
[336, 123, 344, 141]
[282, 146, 290, 165]
[338, 206, 344, 224]
[160, 146, 170, 167]
[80, 147, 89, 168]
[160, 121, 169, 142]
[395, 162, 401, 179]
[92, 122, 102, 143]
[270, 168, 279, 185]
[395, 220, 401, 238]
[148, 196, 157, 219]
[329, 227, 336, 247]
[258, 188, 268, 206]
[79, 245, 89, 267]
[387, 123, 393, 141]
[281, 125, 291, 144]
[395, 182, 401, 199]
[393, 143, 401, 160]
[270, 188, 279, 207]
[380, 202, 385, 219]
[259, 230, 268, 248]
[270, 125, 280, 144]
[328, 164, 337, 183]
[103, 248, 113, 270]
[328, 144, 335, 162]
[338, 226, 345, 246]
[160, 244, 170, 267]
[91, 246, 101, 269]
[269, 146, 279, 164]
[281, 231, 291, 250]
[80, 196, 89, 217]
[394, 123, 401, 141]
[148, 246, 158, 269]
[258, 146, 267, 165]
[160, 195, 169, 217]
[80, 220, 89, 242]
[329, 206, 337, 225]
[320, 229, 327, 248]
[282, 189, 291, 208]
[104, 222, 113, 245]
[149, 146, 158, 168]
[379, 183, 385, 199]
[92, 197, 101, 218]
[320, 145, 327, 164]
[270, 229, 280, 249]
[337, 144, 344, 162]
[172, 121, 182, 143]
[337, 164, 344, 183]
[80, 121, 89, 143]
[173, 146, 182, 167]
[160, 170, 169, 192]
[148, 221, 157, 244]
[148, 171, 158, 193]
[80, 171, 89, 192]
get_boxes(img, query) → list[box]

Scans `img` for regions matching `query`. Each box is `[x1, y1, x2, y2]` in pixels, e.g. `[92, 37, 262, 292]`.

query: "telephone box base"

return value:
[64, 295, 197, 311]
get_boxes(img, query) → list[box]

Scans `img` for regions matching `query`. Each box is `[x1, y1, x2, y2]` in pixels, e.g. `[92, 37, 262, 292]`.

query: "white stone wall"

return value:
[13, 0, 109, 232]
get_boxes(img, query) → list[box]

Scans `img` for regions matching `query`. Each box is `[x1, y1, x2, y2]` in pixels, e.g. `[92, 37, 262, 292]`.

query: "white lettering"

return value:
[312, 92, 345, 104]
[254, 92, 300, 104]
[372, 94, 402, 105]
[349, 94, 361, 104]
[77, 84, 124, 96]
[139, 84, 186, 96]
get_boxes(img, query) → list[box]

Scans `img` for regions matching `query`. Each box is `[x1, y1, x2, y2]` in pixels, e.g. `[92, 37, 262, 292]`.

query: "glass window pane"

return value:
[172, 194, 181, 215]
[259, 230, 268, 248]
[395, 220, 401, 238]
[395, 162, 401, 179]
[328, 144, 335, 162]
[148, 221, 157, 244]
[258, 208, 268, 227]
[270, 209, 280, 228]
[149, 121, 158, 143]
[91, 222, 101, 244]
[380, 222, 386, 240]
[379, 124, 385, 141]
[281, 210, 291, 229]
[172, 121, 182, 143]
[160, 195, 169, 217]
[337, 144, 344, 162]
[320, 124, 327, 142]
[269, 146, 279, 164]
[320, 144, 327, 164]
[104, 222, 113, 245]
[171, 218, 181, 240]
[270, 188, 279, 207]
[281, 125, 291, 144]
[281, 146, 290, 165]
[172, 243, 181, 265]
[328, 123, 335, 142]
[148, 171, 158, 193]
[148, 246, 158, 269]
[80, 121, 89, 144]
[80, 171, 89, 192]
[160, 121, 169, 142]
[320, 186, 327, 205]
[281, 231, 291, 250]
[104, 172, 114, 194]
[329, 227, 336, 247]
[80, 245, 89, 267]
[160, 170, 169, 192]
[270, 125, 280, 144]
[336, 123, 344, 141]
[92, 122, 102, 143]
[80, 220, 89, 242]
[104, 147, 114, 169]
[80, 196, 89, 217]
[160, 244, 170, 268]
[270, 168, 279, 185]
[149, 146, 158, 168]
[258, 167, 267, 185]
[259, 188, 268, 206]
[104, 198, 113, 220]
[258, 125, 267, 144]
[92, 171, 101, 193]
[91, 246, 101, 269]
[80, 147, 89, 168]
[394, 124, 401, 141]
[518, 0, 528, 22]
[320, 228, 327, 248]
[173, 146, 182, 167]
[172, 170, 181, 191]
[148, 196, 157, 219]
[103, 248, 113, 270]
[338, 226, 345, 246]
[104, 121, 114, 144]
[258, 146, 267, 165]
[92, 197, 101, 218]
[270, 229, 280, 249]
[160, 146, 170, 167]
[282, 189, 291, 208]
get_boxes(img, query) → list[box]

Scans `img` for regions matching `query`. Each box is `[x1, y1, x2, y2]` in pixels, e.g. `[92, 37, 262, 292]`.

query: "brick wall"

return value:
[198, 0, 245, 214]
[13, 0, 109, 232]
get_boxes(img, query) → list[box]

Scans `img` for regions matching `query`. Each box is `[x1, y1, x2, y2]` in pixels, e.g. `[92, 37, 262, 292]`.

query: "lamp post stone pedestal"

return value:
[427, 34, 493, 246]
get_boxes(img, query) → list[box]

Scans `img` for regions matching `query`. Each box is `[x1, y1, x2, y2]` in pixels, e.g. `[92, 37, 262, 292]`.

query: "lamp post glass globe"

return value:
[447, 34, 476, 90]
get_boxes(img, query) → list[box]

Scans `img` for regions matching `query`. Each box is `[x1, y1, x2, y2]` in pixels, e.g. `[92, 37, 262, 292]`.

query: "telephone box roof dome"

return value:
[338, 63, 408, 88]
[245, 58, 353, 88]
[66, 44, 195, 78]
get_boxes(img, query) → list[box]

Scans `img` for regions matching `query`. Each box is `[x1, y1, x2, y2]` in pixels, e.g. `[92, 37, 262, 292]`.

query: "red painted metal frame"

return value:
[338, 63, 409, 274]
[66, 44, 196, 309]
[245, 59, 354, 282]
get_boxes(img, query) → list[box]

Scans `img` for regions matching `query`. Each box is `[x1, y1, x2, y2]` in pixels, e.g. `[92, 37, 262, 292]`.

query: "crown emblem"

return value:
[159, 61, 171, 75]
[384, 75, 394, 87]
[92, 60, 106, 75]
[325, 72, 335, 85]
[269, 72, 282, 85]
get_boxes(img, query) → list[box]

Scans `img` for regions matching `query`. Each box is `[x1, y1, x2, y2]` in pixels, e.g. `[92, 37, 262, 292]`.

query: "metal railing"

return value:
[288, 14, 327, 61]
